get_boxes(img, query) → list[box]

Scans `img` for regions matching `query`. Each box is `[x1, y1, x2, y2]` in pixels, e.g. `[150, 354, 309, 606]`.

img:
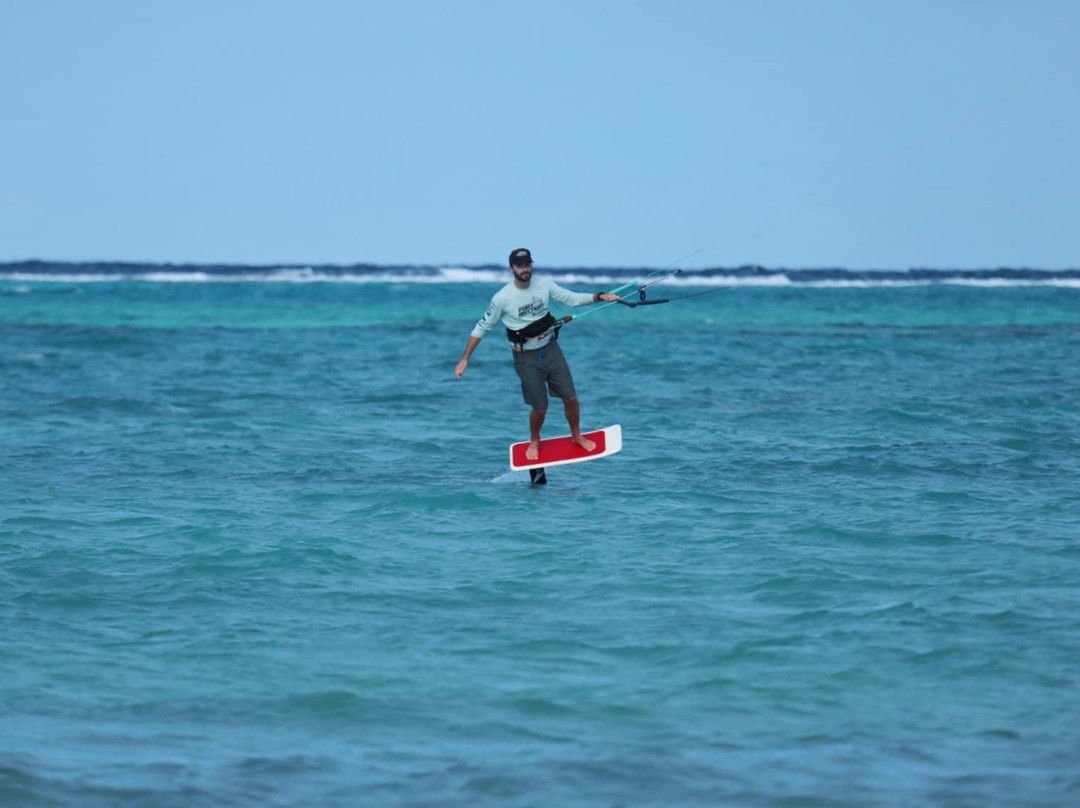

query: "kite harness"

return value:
[506, 312, 559, 346]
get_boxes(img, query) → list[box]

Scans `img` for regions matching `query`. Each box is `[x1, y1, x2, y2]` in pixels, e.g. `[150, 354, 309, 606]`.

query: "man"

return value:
[455, 248, 619, 461]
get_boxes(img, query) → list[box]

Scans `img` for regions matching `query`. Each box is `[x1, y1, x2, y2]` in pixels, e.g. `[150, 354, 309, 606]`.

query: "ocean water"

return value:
[2, 264, 1079, 807]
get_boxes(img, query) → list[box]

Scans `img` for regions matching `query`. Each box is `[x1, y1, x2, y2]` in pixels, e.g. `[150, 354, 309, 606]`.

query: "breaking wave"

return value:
[2, 261, 1078, 288]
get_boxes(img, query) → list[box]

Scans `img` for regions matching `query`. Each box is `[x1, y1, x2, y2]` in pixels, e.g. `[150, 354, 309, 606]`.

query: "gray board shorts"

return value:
[512, 340, 577, 409]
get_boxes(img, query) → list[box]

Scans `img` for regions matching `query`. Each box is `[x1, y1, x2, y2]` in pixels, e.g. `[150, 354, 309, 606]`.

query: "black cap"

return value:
[509, 248, 533, 267]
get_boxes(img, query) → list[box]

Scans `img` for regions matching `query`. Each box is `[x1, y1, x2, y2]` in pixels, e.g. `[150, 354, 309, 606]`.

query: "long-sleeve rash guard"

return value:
[470, 278, 594, 350]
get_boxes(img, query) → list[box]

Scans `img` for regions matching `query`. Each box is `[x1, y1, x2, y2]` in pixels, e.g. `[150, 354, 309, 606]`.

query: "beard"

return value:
[512, 267, 532, 284]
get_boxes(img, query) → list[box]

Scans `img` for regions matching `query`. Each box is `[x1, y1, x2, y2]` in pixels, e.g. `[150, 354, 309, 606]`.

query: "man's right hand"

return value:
[454, 358, 468, 378]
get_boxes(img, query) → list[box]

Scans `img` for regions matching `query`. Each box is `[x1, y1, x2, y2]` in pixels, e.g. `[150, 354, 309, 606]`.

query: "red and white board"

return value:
[509, 424, 622, 471]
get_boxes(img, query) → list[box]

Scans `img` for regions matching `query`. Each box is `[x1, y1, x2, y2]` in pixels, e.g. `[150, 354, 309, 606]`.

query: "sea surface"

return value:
[2, 263, 1079, 807]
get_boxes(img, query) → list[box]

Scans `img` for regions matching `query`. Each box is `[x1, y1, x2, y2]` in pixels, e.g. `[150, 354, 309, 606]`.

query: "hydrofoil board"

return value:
[509, 424, 622, 473]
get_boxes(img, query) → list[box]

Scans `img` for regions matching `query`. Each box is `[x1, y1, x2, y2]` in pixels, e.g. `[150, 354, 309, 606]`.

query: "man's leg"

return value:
[527, 407, 547, 461]
[563, 396, 596, 452]
[515, 349, 549, 461]
[540, 342, 595, 451]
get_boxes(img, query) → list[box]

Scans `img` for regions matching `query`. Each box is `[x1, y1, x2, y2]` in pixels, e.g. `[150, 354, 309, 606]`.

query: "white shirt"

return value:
[470, 277, 595, 349]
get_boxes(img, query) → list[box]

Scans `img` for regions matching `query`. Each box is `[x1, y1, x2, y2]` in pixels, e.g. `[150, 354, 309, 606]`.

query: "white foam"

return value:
[437, 267, 504, 283]
[1, 273, 128, 282]
[489, 471, 526, 484]
[668, 274, 792, 287]
[1, 268, 1077, 288]
[794, 279, 923, 288]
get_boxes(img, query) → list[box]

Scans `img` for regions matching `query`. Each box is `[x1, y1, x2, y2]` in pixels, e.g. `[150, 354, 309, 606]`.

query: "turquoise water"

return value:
[2, 278, 1079, 807]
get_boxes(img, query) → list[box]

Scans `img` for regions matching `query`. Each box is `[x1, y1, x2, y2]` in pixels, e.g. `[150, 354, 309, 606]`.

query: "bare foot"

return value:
[571, 435, 596, 453]
[526, 440, 541, 461]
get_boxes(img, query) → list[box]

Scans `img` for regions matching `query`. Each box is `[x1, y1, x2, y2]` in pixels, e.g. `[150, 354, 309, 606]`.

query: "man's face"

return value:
[511, 262, 532, 284]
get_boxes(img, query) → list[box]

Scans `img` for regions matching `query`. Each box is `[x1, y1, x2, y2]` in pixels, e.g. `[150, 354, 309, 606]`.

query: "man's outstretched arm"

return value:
[455, 336, 481, 378]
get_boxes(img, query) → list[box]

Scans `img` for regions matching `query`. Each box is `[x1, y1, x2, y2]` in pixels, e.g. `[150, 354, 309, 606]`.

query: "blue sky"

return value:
[1, 1, 1076, 269]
